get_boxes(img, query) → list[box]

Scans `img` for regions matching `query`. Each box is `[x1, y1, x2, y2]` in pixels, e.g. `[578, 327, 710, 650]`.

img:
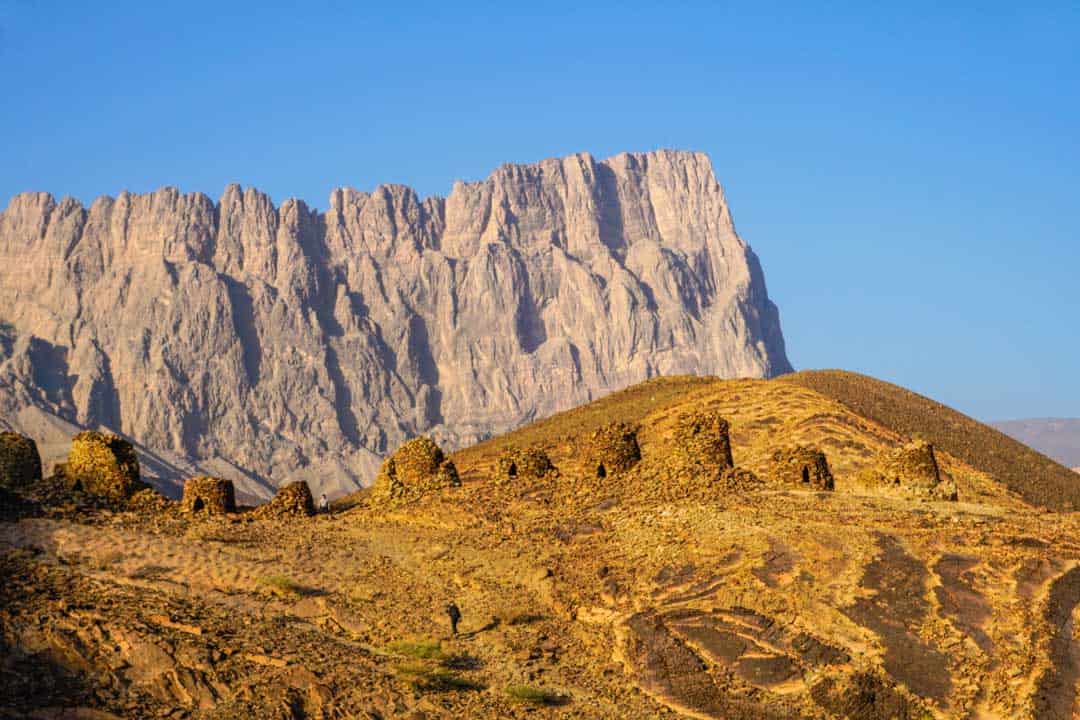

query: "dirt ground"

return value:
[2, 375, 1078, 719]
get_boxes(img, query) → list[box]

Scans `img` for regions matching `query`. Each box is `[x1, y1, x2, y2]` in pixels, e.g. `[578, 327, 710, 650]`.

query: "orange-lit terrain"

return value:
[2, 371, 1078, 719]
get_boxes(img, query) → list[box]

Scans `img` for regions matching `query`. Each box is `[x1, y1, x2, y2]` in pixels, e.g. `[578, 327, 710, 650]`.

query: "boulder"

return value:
[374, 437, 460, 502]
[181, 476, 237, 515]
[66, 431, 147, 501]
[584, 422, 641, 479]
[770, 446, 834, 491]
[494, 445, 557, 484]
[0, 431, 42, 490]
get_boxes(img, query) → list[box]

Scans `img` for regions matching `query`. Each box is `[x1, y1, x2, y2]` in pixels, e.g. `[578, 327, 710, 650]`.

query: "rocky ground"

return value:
[2, 375, 1079, 719]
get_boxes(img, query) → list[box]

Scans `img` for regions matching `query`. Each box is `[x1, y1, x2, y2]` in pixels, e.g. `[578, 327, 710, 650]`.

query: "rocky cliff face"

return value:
[0, 150, 791, 498]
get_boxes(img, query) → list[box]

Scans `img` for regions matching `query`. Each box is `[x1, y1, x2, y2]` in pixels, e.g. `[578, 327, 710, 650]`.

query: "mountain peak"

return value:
[0, 151, 790, 498]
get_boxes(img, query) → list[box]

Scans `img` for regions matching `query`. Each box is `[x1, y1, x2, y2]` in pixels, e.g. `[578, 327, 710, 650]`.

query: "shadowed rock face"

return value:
[0, 150, 791, 499]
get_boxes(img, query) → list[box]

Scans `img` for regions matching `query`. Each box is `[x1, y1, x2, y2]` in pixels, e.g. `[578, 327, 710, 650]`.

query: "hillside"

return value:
[2, 372, 1079, 720]
[782, 370, 1080, 512]
[0, 150, 790, 501]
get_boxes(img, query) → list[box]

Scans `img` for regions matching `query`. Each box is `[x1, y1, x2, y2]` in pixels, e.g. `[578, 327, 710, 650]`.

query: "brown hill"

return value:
[2, 372, 1079, 720]
[782, 369, 1080, 512]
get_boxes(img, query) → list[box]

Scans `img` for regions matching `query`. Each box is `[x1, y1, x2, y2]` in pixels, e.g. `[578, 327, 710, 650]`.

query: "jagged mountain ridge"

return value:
[0, 150, 791, 498]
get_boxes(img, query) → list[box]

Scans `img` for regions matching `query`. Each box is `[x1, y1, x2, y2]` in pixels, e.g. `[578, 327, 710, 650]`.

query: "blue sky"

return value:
[1, 1, 1077, 421]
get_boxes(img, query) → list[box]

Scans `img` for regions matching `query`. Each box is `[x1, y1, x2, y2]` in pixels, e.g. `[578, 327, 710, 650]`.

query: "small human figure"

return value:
[446, 602, 461, 635]
[318, 492, 329, 514]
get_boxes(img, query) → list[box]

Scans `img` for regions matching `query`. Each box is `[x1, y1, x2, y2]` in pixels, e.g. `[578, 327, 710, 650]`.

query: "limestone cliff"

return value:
[0, 150, 791, 498]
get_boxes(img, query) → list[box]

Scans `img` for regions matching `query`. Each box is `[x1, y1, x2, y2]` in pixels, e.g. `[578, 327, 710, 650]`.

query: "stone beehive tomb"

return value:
[672, 410, 734, 470]
[257, 481, 316, 517]
[0, 431, 42, 490]
[494, 445, 557, 484]
[770, 446, 835, 491]
[584, 422, 641, 479]
[859, 439, 957, 501]
[66, 431, 146, 500]
[181, 476, 237, 515]
[374, 436, 460, 502]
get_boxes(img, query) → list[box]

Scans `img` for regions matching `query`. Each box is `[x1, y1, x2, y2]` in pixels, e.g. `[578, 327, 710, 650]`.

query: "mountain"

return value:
[4, 372, 1079, 719]
[990, 418, 1080, 468]
[0, 150, 791, 499]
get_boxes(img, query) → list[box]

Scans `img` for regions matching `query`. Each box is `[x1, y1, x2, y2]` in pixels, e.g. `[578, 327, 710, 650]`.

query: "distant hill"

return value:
[990, 418, 1080, 468]
[782, 370, 1080, 511]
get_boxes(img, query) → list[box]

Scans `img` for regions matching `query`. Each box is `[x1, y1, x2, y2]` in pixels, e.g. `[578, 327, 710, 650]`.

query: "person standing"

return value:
[446, 602, 461, 635]
[318, 492, 330, 514]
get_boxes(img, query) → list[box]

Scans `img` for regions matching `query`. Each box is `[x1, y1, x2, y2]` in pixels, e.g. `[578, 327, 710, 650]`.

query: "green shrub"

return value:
[393, 662, 480, 691]
[257, 575, 306, 598]
[386, 638, 446, 661]
[506, 684, 565, 706]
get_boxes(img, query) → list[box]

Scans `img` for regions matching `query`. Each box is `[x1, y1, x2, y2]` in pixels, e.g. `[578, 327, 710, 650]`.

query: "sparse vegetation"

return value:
[392, 662, 481, 691]
[385, 638, 446, 661]
[257, 574, 307, 598]
[128, 564, 173, 580]
[506, 684, 566, 706]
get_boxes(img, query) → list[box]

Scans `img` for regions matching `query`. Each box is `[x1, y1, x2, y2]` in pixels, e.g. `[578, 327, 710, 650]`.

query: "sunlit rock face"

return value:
[0, 150, 791, 498]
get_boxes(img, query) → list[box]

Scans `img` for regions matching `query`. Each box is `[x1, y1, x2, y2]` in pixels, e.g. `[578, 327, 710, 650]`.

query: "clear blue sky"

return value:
[1, 1, 1077, 421]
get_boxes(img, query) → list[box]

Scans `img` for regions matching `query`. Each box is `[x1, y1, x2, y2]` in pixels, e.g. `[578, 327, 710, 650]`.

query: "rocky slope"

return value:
[0, 150, 790, 498]
[2, 373, 1078, 719]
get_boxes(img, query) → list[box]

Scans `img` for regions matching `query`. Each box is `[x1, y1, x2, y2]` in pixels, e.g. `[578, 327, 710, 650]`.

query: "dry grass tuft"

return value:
[506, 684, 567, 706]
[386, 639, 446, 661]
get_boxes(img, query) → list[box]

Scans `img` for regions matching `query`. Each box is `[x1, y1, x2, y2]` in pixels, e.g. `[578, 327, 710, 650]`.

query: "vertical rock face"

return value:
[0, 150, 791, 498]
